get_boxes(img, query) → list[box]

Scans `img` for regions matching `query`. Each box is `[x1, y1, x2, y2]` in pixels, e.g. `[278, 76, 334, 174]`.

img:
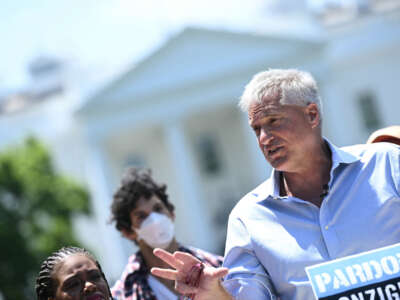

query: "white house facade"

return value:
[1, 6, 399, 284]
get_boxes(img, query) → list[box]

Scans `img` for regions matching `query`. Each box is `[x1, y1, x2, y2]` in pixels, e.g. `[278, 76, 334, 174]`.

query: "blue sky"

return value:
[1, 0, 328, 89]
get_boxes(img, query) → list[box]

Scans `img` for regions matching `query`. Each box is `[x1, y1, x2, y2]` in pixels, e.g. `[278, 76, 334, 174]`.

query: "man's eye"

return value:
[154, 205, 163, 212]
[269, 118, 280, 126]
[136, 213, 146, 220]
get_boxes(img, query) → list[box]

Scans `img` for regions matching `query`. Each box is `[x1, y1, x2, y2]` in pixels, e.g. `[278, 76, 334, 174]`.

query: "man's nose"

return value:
[259, 127, 273, 144]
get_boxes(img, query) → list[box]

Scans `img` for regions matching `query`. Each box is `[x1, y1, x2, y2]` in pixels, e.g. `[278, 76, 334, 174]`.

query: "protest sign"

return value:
[306, 243, 400, 300]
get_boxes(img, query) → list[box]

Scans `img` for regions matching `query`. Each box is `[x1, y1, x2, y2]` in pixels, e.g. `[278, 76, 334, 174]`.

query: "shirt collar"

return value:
[254, 138, 361, 202]
[326, 137, 360, 168]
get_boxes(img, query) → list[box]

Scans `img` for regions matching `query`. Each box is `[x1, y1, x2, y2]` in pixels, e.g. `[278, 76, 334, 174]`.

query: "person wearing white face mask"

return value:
[109, 167, 223, 300]
[135, 211, 175, 249]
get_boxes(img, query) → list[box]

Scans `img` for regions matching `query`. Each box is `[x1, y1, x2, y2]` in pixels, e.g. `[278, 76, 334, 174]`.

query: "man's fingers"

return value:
[210, 267, 229, 279]
[151, 267, 178, 281]
[174, 251, 201, 267]
[175, 281, 200, 295]
[153, 248, 184, 270]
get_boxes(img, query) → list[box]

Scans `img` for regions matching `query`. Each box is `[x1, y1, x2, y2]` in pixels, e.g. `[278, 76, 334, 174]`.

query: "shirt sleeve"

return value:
[110, 278, 124, 299]
[222, 214, 278, 300]
[391, 145, 400, 193]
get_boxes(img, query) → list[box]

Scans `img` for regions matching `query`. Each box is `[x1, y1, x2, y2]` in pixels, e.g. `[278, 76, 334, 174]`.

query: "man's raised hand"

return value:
[151, 248, 230, 300]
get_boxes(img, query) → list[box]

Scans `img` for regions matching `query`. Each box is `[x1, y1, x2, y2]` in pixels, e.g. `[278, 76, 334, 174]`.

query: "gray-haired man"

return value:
[151, 69, 400, 300]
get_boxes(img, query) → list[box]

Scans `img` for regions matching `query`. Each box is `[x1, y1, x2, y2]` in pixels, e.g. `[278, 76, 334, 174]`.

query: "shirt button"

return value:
[325, 225, 329, 230]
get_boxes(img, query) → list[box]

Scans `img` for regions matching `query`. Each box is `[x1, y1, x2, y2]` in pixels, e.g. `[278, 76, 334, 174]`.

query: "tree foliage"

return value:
[0, 137, 90, 299]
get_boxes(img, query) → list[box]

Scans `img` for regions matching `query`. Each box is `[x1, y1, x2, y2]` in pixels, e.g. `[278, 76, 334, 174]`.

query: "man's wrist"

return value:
[215, 280, 234, 300]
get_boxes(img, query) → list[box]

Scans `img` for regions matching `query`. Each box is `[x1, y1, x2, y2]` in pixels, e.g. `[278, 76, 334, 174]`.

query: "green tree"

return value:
[0, 137, 90, 299]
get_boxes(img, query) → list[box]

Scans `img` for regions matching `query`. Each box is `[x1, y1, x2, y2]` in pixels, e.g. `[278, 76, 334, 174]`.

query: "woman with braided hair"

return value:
[36, 246, 113, 300]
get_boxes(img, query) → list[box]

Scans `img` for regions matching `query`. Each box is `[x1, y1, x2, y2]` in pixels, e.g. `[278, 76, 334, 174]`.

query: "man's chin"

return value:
[266, 157, 287, 171]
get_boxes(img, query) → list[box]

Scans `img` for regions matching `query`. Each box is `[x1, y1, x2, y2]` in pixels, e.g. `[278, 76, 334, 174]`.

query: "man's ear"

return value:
[305, 103, 320, 128]
[121, 228, 138, 242]
[171, 211, 176, 222]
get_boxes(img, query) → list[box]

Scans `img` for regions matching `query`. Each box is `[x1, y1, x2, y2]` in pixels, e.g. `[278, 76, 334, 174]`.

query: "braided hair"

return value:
[35, 246, 112, 300]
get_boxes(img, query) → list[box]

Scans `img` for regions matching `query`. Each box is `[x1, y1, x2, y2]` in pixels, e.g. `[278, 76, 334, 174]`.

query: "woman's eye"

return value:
[65, 279, 80, 290]
[89, 272, 102, 281]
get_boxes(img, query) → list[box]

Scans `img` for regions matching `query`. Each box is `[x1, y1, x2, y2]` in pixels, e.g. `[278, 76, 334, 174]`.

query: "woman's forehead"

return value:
[55, 254, 97, 277]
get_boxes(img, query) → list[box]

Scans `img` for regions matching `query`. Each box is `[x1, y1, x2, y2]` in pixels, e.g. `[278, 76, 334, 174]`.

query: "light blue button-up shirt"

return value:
[223, 140, 400, 300]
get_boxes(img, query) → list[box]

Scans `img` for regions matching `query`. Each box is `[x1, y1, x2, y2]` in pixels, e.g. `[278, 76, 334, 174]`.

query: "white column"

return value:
[238, 111, 271, 184]
[163, 121, 217, 252]
[83, 137, 127, 280]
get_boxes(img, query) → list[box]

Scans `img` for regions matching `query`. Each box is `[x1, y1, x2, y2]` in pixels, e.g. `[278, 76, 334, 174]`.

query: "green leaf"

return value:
[0, 137, 92, 299]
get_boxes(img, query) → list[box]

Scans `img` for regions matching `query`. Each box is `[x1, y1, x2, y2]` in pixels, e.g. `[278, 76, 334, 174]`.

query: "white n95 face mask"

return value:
[135, 212, 175, 249]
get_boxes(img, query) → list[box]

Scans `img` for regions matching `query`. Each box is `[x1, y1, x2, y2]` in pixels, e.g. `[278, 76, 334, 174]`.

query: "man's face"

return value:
[52, 254, 110, 300]
[125, 195, 174, 242]
[248, 95, 319, 172]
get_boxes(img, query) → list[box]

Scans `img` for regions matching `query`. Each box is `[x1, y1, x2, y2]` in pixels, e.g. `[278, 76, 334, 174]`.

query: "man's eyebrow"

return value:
[132, 210, 144, 216]
[251, 114, 280, 123]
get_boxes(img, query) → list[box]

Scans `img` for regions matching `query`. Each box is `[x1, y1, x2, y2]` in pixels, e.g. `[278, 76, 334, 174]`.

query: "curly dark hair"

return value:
[35, 246, 112, 300]
[110, 167, 174, 233]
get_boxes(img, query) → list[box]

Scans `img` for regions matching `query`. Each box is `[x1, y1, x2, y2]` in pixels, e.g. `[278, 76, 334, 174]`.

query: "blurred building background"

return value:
[1, 0, 400, 286]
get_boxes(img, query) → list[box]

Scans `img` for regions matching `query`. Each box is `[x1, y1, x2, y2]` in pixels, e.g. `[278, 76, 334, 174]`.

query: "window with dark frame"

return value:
[358, 91, 382, 131]
[195, 134, 222, 175]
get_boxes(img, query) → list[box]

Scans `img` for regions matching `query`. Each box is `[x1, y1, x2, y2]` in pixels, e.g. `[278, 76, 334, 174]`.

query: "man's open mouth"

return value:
[268, 147, 281, 155]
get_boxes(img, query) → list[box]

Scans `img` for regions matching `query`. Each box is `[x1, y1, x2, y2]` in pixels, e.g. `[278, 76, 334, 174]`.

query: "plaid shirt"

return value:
[111, 245, 223, 300]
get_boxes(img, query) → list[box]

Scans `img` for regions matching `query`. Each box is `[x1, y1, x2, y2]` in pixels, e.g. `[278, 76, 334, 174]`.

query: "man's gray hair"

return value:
[239, 69, 323, 115]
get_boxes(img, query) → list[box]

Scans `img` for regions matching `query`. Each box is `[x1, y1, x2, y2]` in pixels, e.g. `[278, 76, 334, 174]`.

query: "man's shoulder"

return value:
[230, 179, 272, 217]
[341, 142, 400, 161]
[115, 251, 143, 280]
[111, 251, 146, 296]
